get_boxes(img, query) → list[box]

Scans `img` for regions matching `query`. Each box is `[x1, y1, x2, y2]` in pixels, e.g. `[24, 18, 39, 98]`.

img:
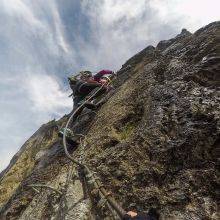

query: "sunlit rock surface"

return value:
[0, 21, 219, 220]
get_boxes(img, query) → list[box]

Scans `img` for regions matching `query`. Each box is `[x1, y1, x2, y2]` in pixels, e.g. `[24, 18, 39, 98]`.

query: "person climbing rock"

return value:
[123, 208, 160, 220]
[68, 70, 114, 121]
[68, 70, 114, 109]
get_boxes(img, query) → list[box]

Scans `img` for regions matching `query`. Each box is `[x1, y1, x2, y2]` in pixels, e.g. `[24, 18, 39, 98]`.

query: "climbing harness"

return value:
[62, 80, 127, 219]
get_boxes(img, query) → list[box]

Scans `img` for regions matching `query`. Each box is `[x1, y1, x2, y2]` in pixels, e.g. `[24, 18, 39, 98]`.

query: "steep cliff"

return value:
[0, 21, 219, 220]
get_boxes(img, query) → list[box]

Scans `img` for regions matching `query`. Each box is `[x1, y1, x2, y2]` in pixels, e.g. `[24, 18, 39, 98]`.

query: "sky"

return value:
[0, 0, 219, 172]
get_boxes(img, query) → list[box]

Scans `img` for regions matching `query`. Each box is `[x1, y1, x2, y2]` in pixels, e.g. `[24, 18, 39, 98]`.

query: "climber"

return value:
[68, 70, 114, 110]
[68, 69, 114, 122]
[123, 208, 160, 220]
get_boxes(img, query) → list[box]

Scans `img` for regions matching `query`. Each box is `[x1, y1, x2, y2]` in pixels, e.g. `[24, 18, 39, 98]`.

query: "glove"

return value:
[123, 208, 159, 220]
[123, 212, 149, 220]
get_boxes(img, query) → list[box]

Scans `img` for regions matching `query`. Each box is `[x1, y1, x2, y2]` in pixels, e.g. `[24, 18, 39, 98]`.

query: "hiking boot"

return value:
[58, 128, 79, 145]
[84, 101, 97, 110]
[95, 98, 107, 108]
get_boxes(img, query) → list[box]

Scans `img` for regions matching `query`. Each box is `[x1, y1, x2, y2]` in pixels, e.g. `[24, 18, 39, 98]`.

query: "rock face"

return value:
[0, 21, 219, 220]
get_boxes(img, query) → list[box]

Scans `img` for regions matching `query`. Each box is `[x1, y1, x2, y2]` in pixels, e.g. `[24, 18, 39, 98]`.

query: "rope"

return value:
[83, 165, 126, 219]
[63, 84, 105, 166]
[62, 81, 126, 219]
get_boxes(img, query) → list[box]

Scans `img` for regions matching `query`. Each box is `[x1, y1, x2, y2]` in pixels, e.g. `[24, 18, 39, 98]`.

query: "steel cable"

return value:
[62, 81, 126, 219]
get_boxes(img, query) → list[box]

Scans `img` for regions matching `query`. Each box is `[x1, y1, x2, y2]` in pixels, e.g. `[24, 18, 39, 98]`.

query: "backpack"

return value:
[68, 71, 92, 96]
[68, 75, 80, 91]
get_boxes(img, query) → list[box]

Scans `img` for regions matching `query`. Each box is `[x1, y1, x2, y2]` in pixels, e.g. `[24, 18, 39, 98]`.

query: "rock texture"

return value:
[0, 21, 219, 220]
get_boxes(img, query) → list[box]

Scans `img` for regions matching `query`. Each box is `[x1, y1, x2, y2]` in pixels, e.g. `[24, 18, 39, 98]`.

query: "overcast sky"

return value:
[0, 0, 219, 171]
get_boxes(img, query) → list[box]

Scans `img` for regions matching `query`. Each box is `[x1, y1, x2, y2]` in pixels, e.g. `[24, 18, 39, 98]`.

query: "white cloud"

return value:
[79, 0, 220, 70]
[1, 0, 44, 29]
[94, 0, 147, 25]
[51, 2, 71, 54]
[149, 0, 220, 31]
[0, 71, 73, 171]
[24, 73, 72, 115]
[0, 0, 74, 172]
